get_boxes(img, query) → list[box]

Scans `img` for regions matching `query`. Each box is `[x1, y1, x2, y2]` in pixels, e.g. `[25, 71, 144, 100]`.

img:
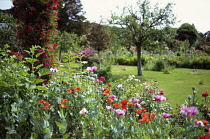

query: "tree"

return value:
[58, 0, 87, 35]
[87, 23, 111, 53]
[176, 23, 199, 46]
[109, 0, 175, 76]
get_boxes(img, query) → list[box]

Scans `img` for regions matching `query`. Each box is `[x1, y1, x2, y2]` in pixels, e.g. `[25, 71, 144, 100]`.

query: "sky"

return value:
[0, 0, 209, 33]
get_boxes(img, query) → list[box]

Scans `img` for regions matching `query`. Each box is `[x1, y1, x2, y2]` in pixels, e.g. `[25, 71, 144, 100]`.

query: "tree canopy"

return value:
[109, 0, 176, 76]
[176, 23, 199, 46]
[58, 0, 87, 35]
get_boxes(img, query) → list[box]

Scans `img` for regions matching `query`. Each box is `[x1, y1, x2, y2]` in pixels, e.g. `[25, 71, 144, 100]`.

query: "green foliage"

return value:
[153, 60, 168, 71]
[1, 46, 209, 138]
[176, 23, 199, 46]
[0, 13, 17, 50]
[58, 0, 86, 35]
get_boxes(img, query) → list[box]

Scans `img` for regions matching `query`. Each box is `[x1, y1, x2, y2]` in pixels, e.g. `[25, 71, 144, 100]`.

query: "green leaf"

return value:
[33, 79, 44, 84]
[62, 133, 70, 139]
[36, 86, 48, 91]
[38, 68, 50, 76]
[43, 127, 50, 134]
[0, 80, 11, 87]
[55, 121, 65, 129]
[30, 132, 38, 139]
[25, 58, 38, 63]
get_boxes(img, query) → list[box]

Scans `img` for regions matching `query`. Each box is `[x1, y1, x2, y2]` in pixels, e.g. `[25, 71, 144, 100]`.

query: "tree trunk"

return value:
[136, 45, 143, 76]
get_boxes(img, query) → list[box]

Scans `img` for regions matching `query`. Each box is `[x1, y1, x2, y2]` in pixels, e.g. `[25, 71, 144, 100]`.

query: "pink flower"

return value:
[154, 95, 166, 101]
[162, 112, 171, 118]
[202, 92, 209, 97]
[115, 109, 125, 115]
[194, 120, 204, 127]
[117, 84, 123, 89]
[87, 66, 97, 72]
[109, 95, 116, 100]
[99, 76, 106, 82]
[79, 108, 88, 115]
[136, 104, 141, 108]
[106, 106, 115, 112]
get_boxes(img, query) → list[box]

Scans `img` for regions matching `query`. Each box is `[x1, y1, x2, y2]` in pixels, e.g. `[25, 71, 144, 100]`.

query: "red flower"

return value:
[60, 98, 68, 103]
[59, 104, 67, 108]
[107, 98, 114, 103]
[66, 89, 74, 94]
[42, 106, 50, 109]
[37, 100, 51, 106]
[74, 87, 82, 91]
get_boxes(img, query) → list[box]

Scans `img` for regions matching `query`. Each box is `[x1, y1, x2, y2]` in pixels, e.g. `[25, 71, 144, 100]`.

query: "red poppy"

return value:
[60, 98, 68, 103]
[74, 87, 82, 91]
[59, 104, 67, 108]
[113, 103, 121, 108]
[107, 98, 114, 103]
[42, 106, 50, 109]
[66, 88, 74, 94]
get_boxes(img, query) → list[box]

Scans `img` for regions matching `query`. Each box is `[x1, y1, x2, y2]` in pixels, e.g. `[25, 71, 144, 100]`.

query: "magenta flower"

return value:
[115, 109, 125, 115]
[162, 112, 171, 118]
[154, 95, 167, 101]
[87, 66, 97, 72]
[202, 92, 209, 97]
[117, 84, 123, 89]
[129, 98, 140, 103]
[180, 105, 198, 116]
[159, 90, 164, 95]
[149, 90, 154, 93]
[99, 76, 106, 82]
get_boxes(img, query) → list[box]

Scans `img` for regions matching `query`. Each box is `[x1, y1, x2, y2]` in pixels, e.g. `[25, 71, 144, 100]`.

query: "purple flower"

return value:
[162, 112, 171, 118]
[129, 98, 140, 103]
[136, 103, 141, 108]
[194, 120, 204, 127]
[115, 109, 125, 115]
[117, 84, 123, 89]
[154, 95, 167, 101]
[180, 105, 199, 116]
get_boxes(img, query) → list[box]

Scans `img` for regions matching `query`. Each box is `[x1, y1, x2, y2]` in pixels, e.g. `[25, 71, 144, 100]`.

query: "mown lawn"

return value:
[111, 65, 210, 108]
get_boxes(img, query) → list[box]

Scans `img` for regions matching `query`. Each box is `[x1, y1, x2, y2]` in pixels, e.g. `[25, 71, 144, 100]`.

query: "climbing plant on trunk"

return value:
[13, 0, 59, 71]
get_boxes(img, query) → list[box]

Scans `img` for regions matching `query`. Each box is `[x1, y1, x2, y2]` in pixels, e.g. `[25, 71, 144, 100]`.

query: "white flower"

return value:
[79, 108, 88, 115]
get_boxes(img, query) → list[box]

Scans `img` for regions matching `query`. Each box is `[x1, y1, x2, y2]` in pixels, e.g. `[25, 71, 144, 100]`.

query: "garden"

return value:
[0, 0, 210, 139]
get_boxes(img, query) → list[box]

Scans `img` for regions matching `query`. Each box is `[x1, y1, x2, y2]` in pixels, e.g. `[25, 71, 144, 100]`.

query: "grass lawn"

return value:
[111, 65, 210, 108]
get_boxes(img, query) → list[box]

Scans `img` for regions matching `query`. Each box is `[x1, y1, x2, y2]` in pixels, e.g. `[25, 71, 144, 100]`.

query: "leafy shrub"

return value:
[153, 60, 167, 71]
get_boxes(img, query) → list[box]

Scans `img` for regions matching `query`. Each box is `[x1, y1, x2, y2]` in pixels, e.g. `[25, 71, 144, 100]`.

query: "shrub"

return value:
[153, 60, 167, 71]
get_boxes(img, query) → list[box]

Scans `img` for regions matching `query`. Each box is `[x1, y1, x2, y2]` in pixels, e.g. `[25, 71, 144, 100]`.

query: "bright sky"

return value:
[1, 0, 209, 33]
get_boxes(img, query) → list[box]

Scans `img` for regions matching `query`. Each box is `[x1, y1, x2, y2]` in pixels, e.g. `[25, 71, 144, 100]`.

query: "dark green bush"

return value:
[153, 60, 167, 71]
